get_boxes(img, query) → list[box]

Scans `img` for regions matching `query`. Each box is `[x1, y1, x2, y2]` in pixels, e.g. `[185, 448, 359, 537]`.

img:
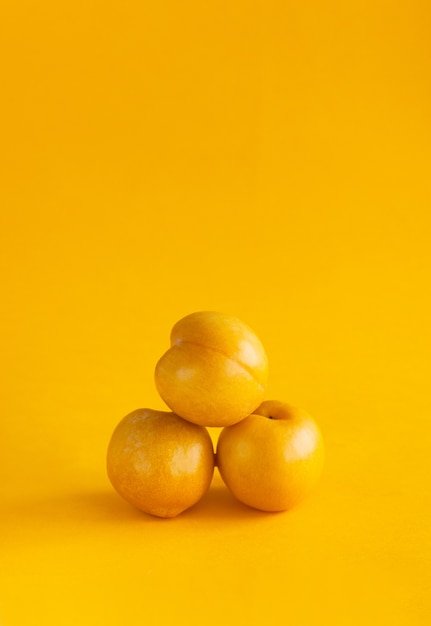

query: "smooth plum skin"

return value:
[107, 408, 215, 518]
[217, 401, 325, 512]
[154, 312, 269, 427]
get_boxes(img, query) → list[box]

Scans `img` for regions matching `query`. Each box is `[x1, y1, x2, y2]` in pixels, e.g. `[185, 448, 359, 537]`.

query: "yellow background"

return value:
[1, 1, 430, 624]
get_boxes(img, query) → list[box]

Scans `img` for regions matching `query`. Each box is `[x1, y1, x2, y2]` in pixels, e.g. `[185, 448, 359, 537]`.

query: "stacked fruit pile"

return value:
[107, 311, 324, 518]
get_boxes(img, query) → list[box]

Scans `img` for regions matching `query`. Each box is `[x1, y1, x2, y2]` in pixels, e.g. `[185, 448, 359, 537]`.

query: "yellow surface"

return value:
[1, 1, 430, 624]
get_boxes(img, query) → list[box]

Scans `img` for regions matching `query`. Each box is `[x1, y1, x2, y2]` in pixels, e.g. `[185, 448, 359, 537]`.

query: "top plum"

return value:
[154, 311, 268, 427]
